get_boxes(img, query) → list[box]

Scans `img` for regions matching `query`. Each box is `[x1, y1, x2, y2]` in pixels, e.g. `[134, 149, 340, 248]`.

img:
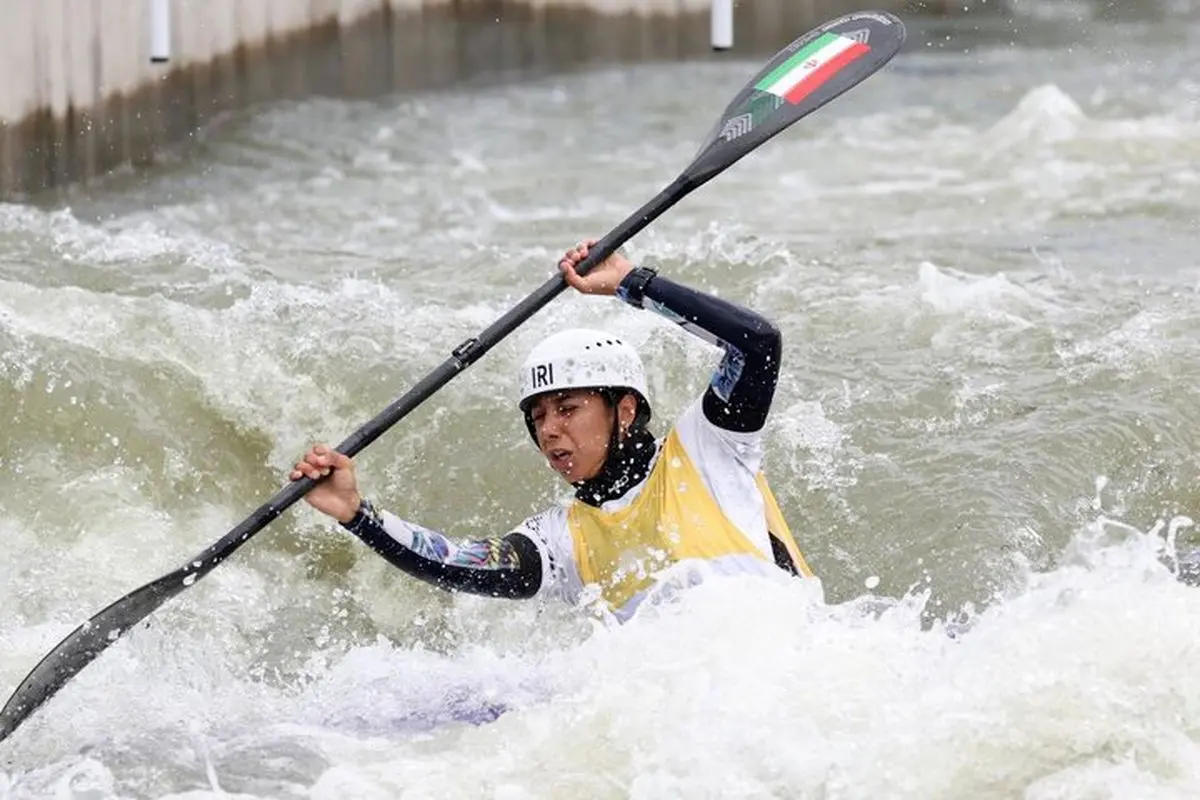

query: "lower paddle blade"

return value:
[0, 571, 183, 745]
[687, 10, 906, 185]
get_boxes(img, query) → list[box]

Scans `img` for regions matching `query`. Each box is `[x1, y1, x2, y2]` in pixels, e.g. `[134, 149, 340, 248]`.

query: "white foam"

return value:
[0, 204, 241, 272]
[8, 513, 1195, 798]
[985, 84, 1088, 149]
[272, 525, 1200, 799]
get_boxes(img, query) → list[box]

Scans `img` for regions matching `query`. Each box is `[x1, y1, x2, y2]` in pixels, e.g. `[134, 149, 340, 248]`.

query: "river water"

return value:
[3, 3, 1200, 797]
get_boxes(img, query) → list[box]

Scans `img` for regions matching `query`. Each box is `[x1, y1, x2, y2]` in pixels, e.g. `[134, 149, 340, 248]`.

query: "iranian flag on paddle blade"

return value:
[755, 32, 871, 105]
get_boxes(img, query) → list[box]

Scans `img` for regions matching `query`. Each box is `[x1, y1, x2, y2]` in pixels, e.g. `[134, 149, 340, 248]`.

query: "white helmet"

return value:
[518, 328, 652, 434]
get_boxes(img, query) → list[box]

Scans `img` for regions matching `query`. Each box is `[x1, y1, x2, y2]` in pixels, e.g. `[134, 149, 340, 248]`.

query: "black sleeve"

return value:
[618, 268, 782, 433]
[339, 499, 543, 600]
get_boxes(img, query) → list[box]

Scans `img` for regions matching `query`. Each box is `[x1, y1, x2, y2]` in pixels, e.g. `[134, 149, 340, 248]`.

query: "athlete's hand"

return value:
[559, 238, 634, 296]
[289, 443, 362, 523]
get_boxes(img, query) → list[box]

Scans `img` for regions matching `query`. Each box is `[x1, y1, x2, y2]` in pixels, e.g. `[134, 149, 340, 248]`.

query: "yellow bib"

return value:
[567, 428, 813, 614]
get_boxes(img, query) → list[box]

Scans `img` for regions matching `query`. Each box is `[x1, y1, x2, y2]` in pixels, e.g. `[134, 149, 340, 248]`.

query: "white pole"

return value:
[711, 0, 733, 51]
[150, 0, 171, 63]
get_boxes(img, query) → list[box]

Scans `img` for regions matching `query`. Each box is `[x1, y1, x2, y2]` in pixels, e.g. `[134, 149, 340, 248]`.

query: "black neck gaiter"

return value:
[572, 423, 658, 507]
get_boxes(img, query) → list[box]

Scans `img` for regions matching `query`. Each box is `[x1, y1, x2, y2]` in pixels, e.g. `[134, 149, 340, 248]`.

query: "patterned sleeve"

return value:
[339, 498, 545, 599]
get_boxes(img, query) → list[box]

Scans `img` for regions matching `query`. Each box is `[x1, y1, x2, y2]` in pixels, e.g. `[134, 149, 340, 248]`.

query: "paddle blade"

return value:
[0, 570, 186, 745]
[686, 10, 906, 185]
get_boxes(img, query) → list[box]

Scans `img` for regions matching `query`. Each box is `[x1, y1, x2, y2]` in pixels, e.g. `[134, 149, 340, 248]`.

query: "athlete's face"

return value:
[529, 389, 636, 483]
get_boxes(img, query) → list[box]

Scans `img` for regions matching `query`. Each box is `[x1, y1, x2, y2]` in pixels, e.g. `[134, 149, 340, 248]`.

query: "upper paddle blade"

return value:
[686, 10, 906, 185]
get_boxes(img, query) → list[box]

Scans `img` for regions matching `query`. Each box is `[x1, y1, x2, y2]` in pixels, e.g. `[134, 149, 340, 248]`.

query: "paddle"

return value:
[0, 9, 906, 746]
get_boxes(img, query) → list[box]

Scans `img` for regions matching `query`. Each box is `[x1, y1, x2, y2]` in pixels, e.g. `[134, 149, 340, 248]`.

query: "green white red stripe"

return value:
[755, 32, 870, 104]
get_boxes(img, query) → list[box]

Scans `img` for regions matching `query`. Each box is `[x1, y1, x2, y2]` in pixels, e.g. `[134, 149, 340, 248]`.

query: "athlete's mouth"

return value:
[548, 449, 573, 469]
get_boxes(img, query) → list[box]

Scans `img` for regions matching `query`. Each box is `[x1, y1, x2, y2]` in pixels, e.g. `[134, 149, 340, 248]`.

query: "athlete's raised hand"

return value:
[289, 443, 362, 523]
[558, 238, 634, 296]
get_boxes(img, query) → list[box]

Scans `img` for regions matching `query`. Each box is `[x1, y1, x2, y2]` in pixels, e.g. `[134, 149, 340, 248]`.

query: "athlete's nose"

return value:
[537, 410, 565, 446]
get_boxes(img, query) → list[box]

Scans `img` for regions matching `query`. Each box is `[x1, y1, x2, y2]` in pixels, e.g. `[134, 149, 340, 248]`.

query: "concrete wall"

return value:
[0, 0, 981, 201]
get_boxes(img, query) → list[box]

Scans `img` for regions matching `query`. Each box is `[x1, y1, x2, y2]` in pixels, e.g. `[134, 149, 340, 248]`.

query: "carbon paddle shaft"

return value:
[1, 9, 906, 746]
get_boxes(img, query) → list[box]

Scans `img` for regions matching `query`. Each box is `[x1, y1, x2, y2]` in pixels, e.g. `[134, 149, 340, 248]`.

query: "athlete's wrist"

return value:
[617, 265, 657, 309]
[338, 495, 368, 527]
